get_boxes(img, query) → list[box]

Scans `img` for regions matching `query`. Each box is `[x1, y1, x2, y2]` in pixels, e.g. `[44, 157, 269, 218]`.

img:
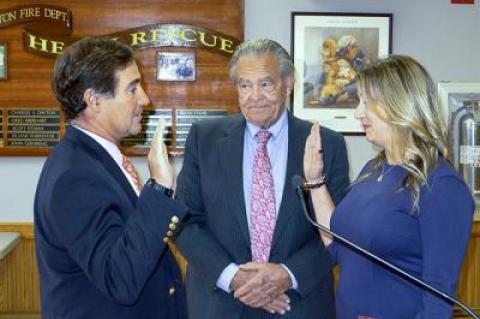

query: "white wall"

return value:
[1, 0, 479, 221]
[244, 0, 480, 180]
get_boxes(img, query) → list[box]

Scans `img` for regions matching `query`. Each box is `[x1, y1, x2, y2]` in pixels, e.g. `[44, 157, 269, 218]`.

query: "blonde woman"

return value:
[304, 55, 474, 319]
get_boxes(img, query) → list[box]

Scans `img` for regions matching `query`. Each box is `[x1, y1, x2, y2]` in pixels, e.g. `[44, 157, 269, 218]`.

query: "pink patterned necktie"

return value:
[250, 130, 276, 262]
[122, 155, 143, 193]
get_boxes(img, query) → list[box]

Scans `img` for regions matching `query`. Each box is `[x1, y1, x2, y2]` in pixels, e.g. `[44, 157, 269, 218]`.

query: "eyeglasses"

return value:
[237, 79, 277, 96]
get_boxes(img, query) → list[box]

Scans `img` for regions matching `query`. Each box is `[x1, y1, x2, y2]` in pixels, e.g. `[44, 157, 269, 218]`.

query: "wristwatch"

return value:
[146, 178, 174, 198]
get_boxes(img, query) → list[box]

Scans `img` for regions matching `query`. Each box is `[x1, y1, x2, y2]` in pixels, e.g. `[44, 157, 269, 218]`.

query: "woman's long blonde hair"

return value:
[357, 55, 450, 211]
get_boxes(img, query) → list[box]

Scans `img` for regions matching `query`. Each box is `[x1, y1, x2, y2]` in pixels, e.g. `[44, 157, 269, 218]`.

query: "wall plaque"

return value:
[0, 0, 243, 156]
[120, 109, 172, 150]
[175, 109, 228, 149]
[5, 108, 61, 149]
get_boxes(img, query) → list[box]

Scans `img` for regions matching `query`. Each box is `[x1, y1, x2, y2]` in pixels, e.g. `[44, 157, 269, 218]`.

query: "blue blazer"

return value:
[176, 113, 350, 319]
[34, 126, 188, 319]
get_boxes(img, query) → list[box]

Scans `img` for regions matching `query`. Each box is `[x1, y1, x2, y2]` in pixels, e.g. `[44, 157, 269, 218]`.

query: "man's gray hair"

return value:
[229, 38, 294, 82]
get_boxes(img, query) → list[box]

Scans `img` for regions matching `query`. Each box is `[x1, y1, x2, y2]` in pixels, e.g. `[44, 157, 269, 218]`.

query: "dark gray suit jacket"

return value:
[176, 113, 350, 319]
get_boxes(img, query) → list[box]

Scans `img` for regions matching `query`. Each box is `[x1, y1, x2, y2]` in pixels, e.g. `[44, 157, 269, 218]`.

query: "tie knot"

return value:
[257, 131, 271, 144]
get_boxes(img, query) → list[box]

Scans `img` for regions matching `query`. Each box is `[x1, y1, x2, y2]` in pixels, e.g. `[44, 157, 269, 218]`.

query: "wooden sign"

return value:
[0, 0, 243, 156]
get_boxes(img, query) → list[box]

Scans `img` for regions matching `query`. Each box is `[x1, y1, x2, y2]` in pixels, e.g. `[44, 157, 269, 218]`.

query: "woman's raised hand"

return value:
[303, 122, 324, 182]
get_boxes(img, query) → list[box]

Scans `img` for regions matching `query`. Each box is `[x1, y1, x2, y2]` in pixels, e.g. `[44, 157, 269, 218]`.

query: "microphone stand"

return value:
[293, 182, 479, 319]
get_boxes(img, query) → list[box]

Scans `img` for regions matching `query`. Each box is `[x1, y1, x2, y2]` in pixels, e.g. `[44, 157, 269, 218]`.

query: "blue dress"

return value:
[329, 159, 474, 319]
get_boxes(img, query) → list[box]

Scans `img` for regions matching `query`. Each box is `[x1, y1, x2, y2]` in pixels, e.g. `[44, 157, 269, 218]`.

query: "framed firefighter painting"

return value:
[291, 12, 392, 134]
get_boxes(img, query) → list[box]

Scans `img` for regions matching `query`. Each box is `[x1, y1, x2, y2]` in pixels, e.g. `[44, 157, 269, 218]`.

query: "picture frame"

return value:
[438, 82, 480, 123]
[0, 43, 7, 80]
[156, 51, 196, 82]
[291, 12, 392, 134]
[438, 82, 480, 166]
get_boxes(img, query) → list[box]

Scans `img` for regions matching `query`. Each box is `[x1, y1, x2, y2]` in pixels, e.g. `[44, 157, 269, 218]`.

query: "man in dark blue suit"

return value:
[176, 39, 350, 318]
[34, 37, 188, 318]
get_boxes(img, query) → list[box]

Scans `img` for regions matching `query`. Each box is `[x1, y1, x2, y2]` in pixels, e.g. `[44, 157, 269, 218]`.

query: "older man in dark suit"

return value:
[176, 38, 350, 318]
[34, 37, 188, 319]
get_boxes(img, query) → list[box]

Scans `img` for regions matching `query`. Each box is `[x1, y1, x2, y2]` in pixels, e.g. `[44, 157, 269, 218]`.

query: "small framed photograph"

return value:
[292, 12, 392, 134]
[156, 51, 196, 82]
[0, 43, 7, 80]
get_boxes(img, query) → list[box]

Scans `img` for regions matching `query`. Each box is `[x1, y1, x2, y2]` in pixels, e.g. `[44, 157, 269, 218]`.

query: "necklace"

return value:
[377, 163, 395, 182]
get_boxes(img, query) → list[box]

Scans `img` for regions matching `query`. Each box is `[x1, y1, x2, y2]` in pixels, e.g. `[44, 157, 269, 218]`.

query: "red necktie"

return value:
[250, 131, 276, 262]
[122, 155, 143, 193]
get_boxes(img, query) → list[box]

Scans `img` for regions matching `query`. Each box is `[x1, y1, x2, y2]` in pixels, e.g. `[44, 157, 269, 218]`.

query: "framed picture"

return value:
[0, 43, 7, 80]
[438, 82, 480, 123]
[292, 12, 392, 134]
[156, 51, 196, 82]
[438, 82, 480, 166]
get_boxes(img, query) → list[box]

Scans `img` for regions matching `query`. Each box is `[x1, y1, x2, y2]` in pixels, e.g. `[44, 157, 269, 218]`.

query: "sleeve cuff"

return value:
[216, 263, 239, 293]
[281, 263, 299, 290]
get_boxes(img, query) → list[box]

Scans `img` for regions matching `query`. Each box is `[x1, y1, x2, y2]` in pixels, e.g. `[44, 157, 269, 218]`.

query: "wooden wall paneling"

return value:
[138, 48, 238, 111]
[0, 221, 479, 315]
[0, 223, 40, 313]
[455, 221, 480, 317]
[0, 0, 244, 156]
[168, 243, 187, 281]
[0, 223, 186, 314]
[0, 252, 5, 312]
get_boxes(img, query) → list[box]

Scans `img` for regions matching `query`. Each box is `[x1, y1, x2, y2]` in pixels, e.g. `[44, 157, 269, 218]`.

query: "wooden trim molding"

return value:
[0, 221, 478, 315]
[0, 222, 34, 239]
[0, 222, 40, 313]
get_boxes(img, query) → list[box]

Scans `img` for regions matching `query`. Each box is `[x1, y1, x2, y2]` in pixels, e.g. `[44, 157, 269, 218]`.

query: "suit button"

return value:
[168, 287, 175, 296]
[166, 230, 173, 237]
[171, 216, 179, 223]
[169, 223, 176, 230]
[163, 237, 169, 243]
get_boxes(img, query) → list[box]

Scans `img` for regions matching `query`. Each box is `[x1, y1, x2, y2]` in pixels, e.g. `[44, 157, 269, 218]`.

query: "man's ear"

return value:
[83, 89, 100, 111]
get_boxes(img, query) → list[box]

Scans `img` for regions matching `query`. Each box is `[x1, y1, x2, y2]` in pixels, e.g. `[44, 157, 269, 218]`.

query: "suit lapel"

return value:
[218, 117, 251, 246]
[271, 115, 308, 249]
[65, 126, 138, 207]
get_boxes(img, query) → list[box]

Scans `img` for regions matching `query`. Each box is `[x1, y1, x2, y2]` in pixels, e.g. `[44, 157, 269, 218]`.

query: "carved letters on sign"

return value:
[0, 5, 240, 58]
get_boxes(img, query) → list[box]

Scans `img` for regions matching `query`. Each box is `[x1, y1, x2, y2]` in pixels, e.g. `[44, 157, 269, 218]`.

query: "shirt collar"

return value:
[72, 124, 123, 167]
[246, 110, 288, 141]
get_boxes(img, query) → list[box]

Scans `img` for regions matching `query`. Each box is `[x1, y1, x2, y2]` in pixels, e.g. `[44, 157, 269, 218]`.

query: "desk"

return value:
[0, 232, 21, 260]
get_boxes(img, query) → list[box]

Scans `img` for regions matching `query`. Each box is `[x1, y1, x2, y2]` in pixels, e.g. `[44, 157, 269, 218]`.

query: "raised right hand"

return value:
[147, 117, 174, 188]
[303, 122, 324, 181]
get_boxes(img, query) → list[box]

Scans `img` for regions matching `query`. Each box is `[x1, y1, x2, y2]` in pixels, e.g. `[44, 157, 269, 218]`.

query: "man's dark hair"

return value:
[52, 37, 134, 120]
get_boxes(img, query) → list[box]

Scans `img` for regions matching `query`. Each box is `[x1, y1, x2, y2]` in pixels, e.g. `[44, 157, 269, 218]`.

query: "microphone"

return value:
[291, 175, 479, 319]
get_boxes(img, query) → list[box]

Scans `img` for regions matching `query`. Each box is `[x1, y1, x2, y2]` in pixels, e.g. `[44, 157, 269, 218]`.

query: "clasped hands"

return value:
[230, 262, 293, 315]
